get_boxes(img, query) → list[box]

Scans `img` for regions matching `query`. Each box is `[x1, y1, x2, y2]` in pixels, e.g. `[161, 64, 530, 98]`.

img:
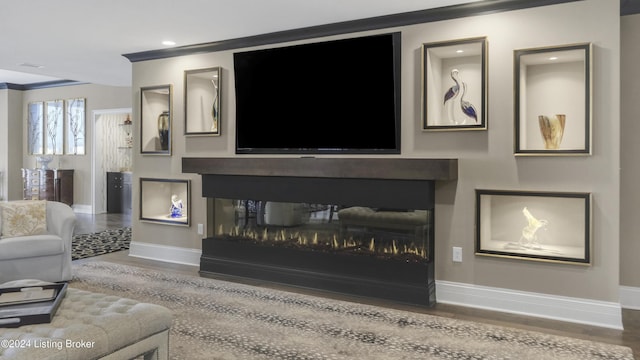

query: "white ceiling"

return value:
[0, 0, 483, 87]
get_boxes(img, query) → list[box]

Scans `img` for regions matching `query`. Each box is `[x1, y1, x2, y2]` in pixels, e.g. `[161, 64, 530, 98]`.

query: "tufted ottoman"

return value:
[0, 285, 172, 360]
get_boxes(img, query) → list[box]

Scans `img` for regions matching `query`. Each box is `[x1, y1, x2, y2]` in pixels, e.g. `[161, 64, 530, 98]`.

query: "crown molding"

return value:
[123, 0, 581, 63]
[0, 83, 24, 90]
[0, 80, 85, 91]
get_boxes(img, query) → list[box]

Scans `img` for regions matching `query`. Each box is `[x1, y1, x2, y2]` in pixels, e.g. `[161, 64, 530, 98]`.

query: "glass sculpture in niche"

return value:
[157, 111, 170, 150]
[210, 77, 219, 132]
[170, 194, 184, 218]
[443, 69, 478, 125]
[519, 207, 548, 249]
[538, 114, 566, 150]
[213, 200, 432, 263]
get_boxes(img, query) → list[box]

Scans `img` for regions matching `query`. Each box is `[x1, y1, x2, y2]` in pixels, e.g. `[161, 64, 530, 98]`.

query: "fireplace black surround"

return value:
[183, 157, 457, 306]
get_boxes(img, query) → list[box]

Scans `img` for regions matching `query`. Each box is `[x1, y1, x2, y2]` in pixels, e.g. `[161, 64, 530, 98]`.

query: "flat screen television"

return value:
[233, 32, 401, 154]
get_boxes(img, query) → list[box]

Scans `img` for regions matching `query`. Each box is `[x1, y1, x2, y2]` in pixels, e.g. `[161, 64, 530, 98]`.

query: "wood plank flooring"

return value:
[74, 212, 131, 235]
[74, 213, 639, 359]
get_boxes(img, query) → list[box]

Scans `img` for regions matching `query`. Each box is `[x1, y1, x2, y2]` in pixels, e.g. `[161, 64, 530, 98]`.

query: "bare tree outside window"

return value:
[45, 100, 64, 155]
[66, 98, 86, 154]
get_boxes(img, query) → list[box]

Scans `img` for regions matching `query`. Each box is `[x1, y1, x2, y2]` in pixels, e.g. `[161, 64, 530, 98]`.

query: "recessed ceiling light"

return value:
[456, 50, 464, 53]
[549, 56, 558, 61]
[162, 40, 176, 46]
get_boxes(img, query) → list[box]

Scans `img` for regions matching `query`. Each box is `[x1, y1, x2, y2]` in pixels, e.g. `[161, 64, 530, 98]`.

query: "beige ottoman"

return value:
[0, 283, 172, 360]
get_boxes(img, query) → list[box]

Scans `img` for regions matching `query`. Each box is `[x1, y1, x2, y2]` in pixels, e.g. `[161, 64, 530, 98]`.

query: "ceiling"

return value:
[0, 0, 487, 87]
[3, 1, 635, 88]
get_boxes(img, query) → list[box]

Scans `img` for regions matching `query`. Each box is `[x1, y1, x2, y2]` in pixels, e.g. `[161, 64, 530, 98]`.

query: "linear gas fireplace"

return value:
[217, 201, 432, 259]
[183, 157, 457, 306]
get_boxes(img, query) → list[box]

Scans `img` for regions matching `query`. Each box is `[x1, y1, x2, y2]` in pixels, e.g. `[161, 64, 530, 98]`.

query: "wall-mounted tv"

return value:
[233, 32, 401, 155]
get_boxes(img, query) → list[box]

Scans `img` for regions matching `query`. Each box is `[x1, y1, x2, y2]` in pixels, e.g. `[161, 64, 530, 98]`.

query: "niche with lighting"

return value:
[140, 84, 172, 155]
[514, 43, 592, 155]
[139, 177, 190, 226]
[184, 67, 222, 136]
[421, 36, 488, 131]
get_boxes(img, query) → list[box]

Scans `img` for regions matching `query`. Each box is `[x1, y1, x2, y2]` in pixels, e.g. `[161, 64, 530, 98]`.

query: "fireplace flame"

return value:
[217, 224, 427, 260]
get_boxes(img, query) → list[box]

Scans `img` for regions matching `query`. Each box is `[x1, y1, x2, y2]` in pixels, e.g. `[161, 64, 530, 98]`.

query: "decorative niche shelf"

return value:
[140, 178, 190, 226]
[514, 43, 592, 155]
[184, 67, 222, 136]
[140, 85, 172, 155]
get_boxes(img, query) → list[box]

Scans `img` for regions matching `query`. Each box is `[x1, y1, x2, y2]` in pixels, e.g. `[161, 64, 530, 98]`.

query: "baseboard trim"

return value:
[620, 285, 640, 310]
[123, 244, 627, 329]
[72, 204, 92, 214]
[436, 280, 624, 330]
[129, 241, 201, 267]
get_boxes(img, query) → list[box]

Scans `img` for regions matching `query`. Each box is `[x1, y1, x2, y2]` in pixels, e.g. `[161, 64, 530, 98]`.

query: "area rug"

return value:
[70, 261, 634, 360]
[71, 227, 131, 260]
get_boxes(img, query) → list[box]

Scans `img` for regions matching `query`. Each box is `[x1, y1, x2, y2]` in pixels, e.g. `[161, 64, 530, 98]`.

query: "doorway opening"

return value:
[92, 108, 132, 214]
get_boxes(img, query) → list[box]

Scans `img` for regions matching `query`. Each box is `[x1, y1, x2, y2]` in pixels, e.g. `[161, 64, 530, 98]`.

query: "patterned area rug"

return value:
[71, 227, 131, 260]
[70, 262, 634, 360]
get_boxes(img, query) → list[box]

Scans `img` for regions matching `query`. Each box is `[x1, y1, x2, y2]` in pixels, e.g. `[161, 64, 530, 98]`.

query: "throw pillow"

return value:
[0, 200, 47, 238]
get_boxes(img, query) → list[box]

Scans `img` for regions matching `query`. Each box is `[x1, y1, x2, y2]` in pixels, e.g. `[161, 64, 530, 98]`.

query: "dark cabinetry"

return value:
[55, 170, 74, 206]
[107, 172, 132, 214]
[22, 169, 74, 206]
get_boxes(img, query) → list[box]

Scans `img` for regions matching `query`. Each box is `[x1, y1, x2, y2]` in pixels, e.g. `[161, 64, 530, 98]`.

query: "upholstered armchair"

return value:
[0, 200, 76, 283]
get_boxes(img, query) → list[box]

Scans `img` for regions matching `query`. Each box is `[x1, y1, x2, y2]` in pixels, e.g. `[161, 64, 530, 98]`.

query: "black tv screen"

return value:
[233, 32, 401, 154]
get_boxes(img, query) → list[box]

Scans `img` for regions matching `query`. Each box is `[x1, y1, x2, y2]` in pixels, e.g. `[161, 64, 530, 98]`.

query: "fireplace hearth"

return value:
[183, 157, 457, 306]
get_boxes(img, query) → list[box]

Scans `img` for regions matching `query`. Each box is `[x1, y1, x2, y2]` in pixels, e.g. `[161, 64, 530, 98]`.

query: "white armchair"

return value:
[0, 201, 76, 283]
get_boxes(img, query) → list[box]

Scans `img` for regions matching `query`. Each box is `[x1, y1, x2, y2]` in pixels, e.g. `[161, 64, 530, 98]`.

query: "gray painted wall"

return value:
[0, 89, 24, 201]
[17, 84, 132, 207]
[131, 0, 622, 303]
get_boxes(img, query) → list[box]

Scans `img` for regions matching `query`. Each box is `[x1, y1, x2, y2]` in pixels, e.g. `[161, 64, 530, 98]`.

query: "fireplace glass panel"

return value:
[213, 199, 433, 263]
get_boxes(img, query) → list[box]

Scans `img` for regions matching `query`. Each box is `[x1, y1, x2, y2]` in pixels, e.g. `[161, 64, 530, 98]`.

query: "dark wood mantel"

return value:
[182, 157, 457, 181]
